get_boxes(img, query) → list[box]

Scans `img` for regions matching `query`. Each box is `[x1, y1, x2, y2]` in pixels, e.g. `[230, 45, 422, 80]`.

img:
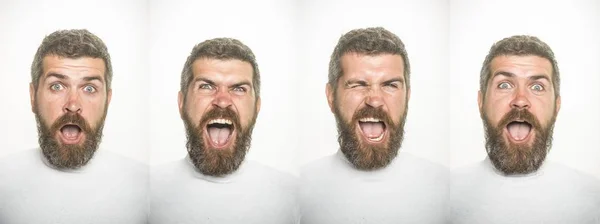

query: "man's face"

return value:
[478, 55, 561, 175]
[326, 53, 410, 170]
[178, 58, 260, 177]
[30, 55, 111, 169]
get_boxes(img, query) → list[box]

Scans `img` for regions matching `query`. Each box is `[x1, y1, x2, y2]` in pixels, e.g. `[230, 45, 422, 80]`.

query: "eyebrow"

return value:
[492, 71, 551, 82]
[344, 79, 368, 86]
[345, 77, 404, 86]
[382, 78, 405, 85]
[45, 73, 104, 83]
[45, 72, 67, 80]
[194, 77, 252, 88]
[83, 75, 104, 83]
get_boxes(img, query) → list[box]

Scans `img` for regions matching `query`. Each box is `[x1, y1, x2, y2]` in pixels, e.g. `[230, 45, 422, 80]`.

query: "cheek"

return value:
[185, 99, 210, 123]
[236, 99, 258, 126]
[339, 91, 364, 115]
[35, 93, 63, 124]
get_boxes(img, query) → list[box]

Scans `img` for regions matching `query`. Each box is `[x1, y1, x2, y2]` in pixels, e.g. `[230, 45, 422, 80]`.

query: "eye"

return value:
[498, 82, 512, 89]
[50, 83, 64, 91]
[232, 86, 247, 93]
[347, 82, 366, 89]
[83, 85, 97, 93]
[531, 84, 544, 92]
[385, 82, 400, 89]
[199, 83, 215, 90]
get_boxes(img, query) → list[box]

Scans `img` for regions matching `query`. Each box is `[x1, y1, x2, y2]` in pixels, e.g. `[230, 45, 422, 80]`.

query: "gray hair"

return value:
[328, 27, 411, 92]
[180, 38, 260, 98]
[480, 35, 560, 98]
[31, 29, 112, 90]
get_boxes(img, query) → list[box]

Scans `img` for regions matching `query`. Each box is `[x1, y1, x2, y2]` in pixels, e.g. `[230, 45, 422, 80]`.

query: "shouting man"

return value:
[150, 38, 298, 224]
[299, 27, 448, 224]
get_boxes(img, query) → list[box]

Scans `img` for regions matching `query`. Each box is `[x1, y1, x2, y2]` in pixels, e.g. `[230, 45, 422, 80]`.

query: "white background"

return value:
[0, 0, 149, 164]
[2, 0, 598, 178]
[295, 0, 450, 169]
[449, 0, 600, 179]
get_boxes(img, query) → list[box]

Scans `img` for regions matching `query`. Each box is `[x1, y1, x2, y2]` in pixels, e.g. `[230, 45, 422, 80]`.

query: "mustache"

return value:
[50, 112, 93, 135]
[197, 107, 241, 130]
[352, 106, 393, 126]
[497, 108, 542, 130]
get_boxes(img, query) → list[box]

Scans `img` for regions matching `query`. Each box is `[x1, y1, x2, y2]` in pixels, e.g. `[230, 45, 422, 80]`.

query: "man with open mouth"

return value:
[149, 38, 298, 224]
[299, 27, 448, 223]
[0, 29, 148, 223]
[450, 35, 600, 223]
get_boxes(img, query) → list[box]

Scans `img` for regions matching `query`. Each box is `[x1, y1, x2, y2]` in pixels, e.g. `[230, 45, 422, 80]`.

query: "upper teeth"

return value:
[359, 117, 381, 122]
[208, 119, 232, 125]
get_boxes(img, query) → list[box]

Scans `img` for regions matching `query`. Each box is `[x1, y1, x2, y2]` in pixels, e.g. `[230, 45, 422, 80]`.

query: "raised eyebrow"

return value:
[45, 73, 67, 81]
[492, 71, 515, 80]
[529, 75, 551, 83]
[83, 75, 104, 83]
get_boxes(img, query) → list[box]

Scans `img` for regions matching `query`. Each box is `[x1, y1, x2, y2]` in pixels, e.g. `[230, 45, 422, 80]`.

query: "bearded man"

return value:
[299, 27, 448, 224]
[450, 35, 600, 223]
[149, 38, 298, 224]
[0, 29, 148, 223]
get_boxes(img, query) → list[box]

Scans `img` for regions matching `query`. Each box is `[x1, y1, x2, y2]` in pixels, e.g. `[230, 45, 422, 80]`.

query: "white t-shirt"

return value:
[0, 149, 149, 224]
[300, 151, 449, 224]
[450, 158, 600, 224]
[149, 156, 299, 224]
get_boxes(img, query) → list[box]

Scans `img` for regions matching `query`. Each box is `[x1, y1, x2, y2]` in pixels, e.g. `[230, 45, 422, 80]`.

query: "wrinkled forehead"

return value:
[340, 53, 405, 79]
[191, 58, 253, 82]
[489, 55, 553, 81]
[41, 55, 106, 81]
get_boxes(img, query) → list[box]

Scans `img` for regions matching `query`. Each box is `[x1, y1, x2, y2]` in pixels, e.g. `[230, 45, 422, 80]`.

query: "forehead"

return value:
[42, 55, 106, 79]
[191, 58, 253, 82]
[489, 55, 553, 79]
[340, 53, 404, 80]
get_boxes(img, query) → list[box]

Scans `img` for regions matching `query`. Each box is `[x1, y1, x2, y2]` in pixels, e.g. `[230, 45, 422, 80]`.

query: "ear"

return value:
[106, 88, 112, 108]
[178, 91, 184, 119]
[255, 96, 261, 114]
[555, 95, 561, 115]
[477, 90, 483, 116]
[406, 88, 411, 103]
[326, 83, 335, 113]
[29, 83, 36, 113]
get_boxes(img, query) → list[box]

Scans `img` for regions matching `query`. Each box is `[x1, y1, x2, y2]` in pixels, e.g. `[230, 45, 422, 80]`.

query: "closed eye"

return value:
[346, 81, 367, 89]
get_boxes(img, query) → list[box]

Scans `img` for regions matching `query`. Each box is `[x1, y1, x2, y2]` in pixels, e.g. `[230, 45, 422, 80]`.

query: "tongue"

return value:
[359, 122, 384, 138]
[208, 127, 231, 146]
[507, 123, 531, 141]
[61, 126, 81, 140]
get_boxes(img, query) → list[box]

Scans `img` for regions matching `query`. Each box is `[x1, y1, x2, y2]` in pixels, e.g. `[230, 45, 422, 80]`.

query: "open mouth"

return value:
[505, 120, 533, 142]
[59, 124, 83, 144]
[358, 117, 387, 143]
[205, 118, 235, 149]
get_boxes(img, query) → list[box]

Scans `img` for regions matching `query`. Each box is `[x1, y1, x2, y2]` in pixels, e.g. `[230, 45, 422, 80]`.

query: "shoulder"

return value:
[0, 149, 45, 175]
[300, 153, 343, 177]
[243, 160, 298, 189]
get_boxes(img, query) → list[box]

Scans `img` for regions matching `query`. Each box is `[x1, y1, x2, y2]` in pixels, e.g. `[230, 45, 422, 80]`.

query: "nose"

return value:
[365, 88, 384, 108]
[212, 88, 233, 109]
[63, 89, 82, 113]
[510, 87, 531, 110]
